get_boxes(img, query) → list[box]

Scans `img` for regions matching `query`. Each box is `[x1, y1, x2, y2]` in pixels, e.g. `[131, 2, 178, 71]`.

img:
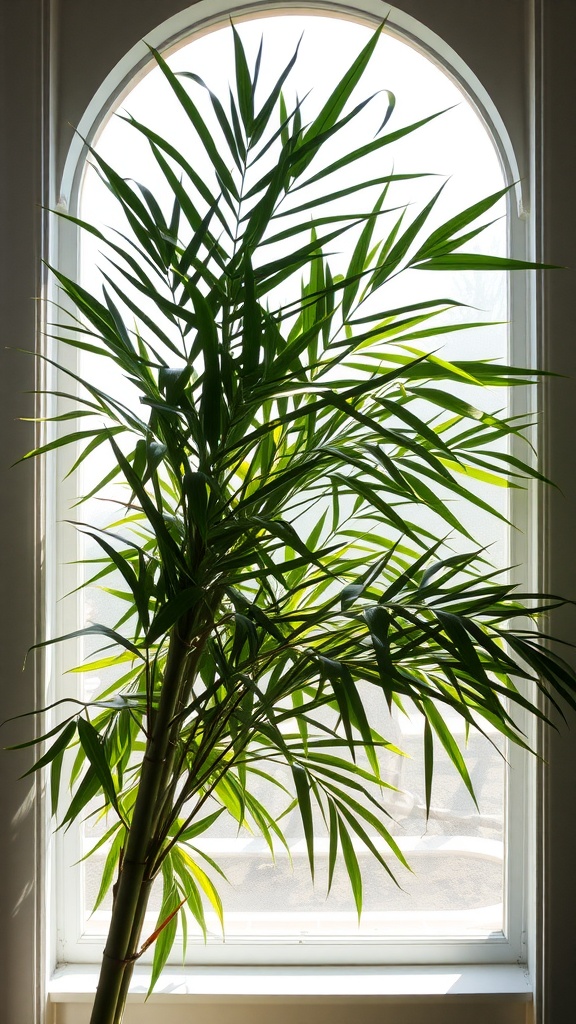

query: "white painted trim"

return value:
[49, 962, 533, 1001]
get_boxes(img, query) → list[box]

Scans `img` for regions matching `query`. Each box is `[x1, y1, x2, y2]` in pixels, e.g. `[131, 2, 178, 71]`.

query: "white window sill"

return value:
[49, 962, 532, 1003]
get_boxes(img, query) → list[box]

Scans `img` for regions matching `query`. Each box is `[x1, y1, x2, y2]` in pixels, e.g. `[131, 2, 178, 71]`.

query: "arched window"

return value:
[56, 8, 525, 969]
[48, 0, 541, 991]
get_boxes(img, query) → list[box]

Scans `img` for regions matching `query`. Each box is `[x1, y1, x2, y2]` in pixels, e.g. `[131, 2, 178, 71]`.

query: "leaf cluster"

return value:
[15, 21, 576, 991]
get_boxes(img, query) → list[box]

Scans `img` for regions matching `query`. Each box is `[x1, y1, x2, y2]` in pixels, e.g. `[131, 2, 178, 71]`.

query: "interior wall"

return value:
[54, 995, 530, 1024]
[539, 1, 576, 1021]
[0, 1, 45, 1022]
[1, 2, 575, 1022]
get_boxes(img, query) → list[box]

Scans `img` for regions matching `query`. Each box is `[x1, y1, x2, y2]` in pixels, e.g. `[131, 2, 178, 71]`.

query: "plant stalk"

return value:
[89, 627, 190, 1024]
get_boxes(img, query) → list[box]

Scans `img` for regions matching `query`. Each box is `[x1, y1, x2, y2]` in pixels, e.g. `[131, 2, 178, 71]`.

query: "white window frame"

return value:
[2, 1, 575, 1022]
[54, 0, 530, 972]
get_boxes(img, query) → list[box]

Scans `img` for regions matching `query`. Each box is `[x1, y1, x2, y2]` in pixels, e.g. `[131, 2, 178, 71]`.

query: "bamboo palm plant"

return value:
[13, 20, 576, 1024]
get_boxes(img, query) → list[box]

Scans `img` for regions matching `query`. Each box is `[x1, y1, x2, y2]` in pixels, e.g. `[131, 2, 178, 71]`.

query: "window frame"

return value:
[55, 1, 529, 971]
[2, 1, 576, 1022]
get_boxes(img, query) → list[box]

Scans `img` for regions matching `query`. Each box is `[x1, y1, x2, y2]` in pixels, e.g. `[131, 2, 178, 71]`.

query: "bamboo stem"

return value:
[89, 627, 190, 1024]
[111, 880, 154, 1024]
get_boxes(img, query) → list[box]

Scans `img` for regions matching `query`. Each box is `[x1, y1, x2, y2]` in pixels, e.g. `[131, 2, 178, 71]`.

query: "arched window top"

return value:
[60, 1, 521, 213]
[78, 9, 510, 376]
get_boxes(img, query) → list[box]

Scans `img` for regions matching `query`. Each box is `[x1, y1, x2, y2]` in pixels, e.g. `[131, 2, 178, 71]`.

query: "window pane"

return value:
[68, 11, 509, 958]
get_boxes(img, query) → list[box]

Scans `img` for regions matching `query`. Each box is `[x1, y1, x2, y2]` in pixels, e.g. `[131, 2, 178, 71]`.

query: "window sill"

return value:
[50, 961, 532, 1001]
[48, 965, 533, 1024]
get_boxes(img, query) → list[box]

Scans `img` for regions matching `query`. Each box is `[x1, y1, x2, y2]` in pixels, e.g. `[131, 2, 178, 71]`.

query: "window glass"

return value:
[62, 11, 512, 960]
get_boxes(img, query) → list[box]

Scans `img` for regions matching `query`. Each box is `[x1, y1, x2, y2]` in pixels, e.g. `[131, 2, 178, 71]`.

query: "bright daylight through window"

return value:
[49, 8, 545, 982]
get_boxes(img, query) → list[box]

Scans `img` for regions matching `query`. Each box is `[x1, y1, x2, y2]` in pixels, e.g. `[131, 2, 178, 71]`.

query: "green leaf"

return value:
[251, 38, 302, 146]
[231, 23, 254, 133]
[191, 284, 221, 452]
[148, 862, 183, 994]
[77, 717, 120, 815]
[60, 765, 102, 829]
[327, 798, 339, 895]
[180, 847, 225, 929]
[179, 71, 244, 169]
[146, 587, 203, 646]
[292, 21, 384, 177]
[292, 764, 314, 879]
[149, 45, 239, 203]
[18, 426, 123, 463]
[423, 716, 433, 819]
[93, 828, 124, 911]
[411, 185, 511, 261]
[22, 719, 76, 779]
[78, 528, 150, 630]
[420, 698, 478, 809]
[292, 110, 446, 191]
[414, 253, 559, 271]
[240, 255, 262, 378]
[337, 817, 362, 919]
[121, 113, 232, 237]
[343, 185, 390, 320]
[171, 851, 209, 941]
[29, 623, 143, 660]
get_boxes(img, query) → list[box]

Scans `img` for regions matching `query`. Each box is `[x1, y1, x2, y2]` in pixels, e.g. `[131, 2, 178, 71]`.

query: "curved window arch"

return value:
[50, 5, 538, 980]
[59, 1, 524, 207]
